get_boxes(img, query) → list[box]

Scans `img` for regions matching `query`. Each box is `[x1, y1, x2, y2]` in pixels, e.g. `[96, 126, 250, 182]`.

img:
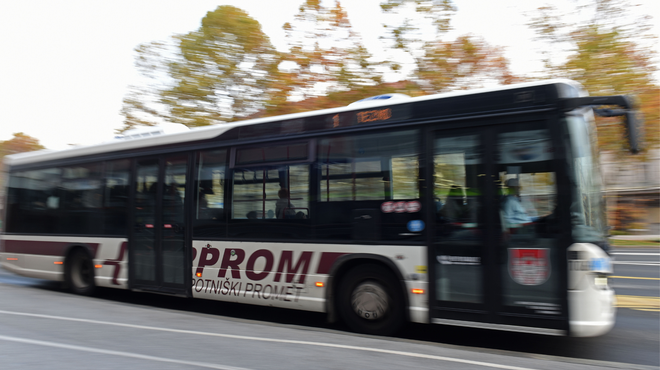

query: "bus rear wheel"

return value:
[338, 264, 404, 336]
[65, 248, 96, 296]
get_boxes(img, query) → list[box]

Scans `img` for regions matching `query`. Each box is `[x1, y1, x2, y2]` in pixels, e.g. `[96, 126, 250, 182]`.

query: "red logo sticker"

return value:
[508, 248, 550, 286]
[405, 201, 421, 213]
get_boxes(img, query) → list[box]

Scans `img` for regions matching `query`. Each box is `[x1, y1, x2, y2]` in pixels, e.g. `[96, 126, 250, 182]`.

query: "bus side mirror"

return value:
[567, 95, 643, 155]
[624, 110, 642, 154]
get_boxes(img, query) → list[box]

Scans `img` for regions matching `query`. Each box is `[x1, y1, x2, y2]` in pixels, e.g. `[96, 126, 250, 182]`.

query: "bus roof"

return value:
[4, 79, 584, 168]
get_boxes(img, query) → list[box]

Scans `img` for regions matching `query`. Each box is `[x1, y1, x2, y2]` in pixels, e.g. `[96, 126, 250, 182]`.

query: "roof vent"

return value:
[117, 123, 190, 140]
[348, 93, 411, 106]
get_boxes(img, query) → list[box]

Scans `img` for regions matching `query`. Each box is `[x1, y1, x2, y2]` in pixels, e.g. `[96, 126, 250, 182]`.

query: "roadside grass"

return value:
[610, 239, 660, 247]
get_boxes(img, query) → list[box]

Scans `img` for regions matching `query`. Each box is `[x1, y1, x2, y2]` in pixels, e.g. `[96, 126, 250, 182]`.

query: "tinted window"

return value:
[229, 163, 311, 239]
[103, 160, 130, 235]
[58, 164, 103, 234]
[434, 134, 483, 303]
[194, 149, 227, 238]
[316, 130, 421, 242]
[5, 168, 61, 233]
[496, 128, 561, 312]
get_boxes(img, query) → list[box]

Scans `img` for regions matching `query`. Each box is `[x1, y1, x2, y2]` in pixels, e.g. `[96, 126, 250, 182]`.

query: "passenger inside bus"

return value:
[502, 178, 536, 226]
[275, 188, 295, 219]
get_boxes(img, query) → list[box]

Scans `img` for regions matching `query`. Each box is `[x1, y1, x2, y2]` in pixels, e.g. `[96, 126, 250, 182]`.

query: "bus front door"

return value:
[430, 124, 566, 334]
[131, 155, 190, 295]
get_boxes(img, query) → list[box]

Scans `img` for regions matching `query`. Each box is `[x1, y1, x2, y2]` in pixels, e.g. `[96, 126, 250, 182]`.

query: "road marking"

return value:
[616, 295, 660, 312]
[612, 262, 660, 266]
[611, 276, 660, 280]
[0, 334, 251, 370]
[0, 310, 537, 370]
[611, 253, 660, 256]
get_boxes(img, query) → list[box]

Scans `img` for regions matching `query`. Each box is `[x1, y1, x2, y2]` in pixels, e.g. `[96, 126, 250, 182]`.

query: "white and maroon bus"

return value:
[1, 80, 640, 336]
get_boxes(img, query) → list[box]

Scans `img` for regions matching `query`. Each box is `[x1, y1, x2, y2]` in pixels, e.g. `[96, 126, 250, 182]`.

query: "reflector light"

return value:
[95, 265, 103, 269]
[146, 224, 154, 228]
[54, 261, 63, 265]
[411, 288, 425, 294]
[315, 282, 324, 287]
[196, 272, 202, 277]
[164, 224, 172, 228]
[6, 258, 18, 261]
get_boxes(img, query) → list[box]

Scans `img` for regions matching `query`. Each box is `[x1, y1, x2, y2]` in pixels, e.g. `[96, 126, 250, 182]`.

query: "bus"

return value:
[0, 79, 641, 337]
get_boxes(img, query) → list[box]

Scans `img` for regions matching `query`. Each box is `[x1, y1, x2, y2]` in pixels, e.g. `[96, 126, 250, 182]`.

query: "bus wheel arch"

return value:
[64, 246, 96, 296]
[329, 255, 408, 335]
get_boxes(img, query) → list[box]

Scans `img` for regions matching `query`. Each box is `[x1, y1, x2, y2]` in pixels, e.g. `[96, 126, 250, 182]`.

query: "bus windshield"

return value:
[566, 112, 607, 246]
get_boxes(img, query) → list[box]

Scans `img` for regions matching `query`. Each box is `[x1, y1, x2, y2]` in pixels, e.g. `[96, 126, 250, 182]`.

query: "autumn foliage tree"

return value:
[120, 6, 279, 131]
[120, 0, 520, 129]
[380, 0, 518, 92]
[529, 0, 658, 156]
[0, 132, 45, 159]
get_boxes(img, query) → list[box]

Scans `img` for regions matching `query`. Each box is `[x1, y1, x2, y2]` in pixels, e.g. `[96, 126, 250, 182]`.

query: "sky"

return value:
[1, 0, 658, 150]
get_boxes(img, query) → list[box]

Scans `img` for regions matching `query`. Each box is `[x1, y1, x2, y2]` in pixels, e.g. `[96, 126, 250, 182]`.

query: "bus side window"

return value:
[103, 159, 130, 235]
[317, 130, 421, 242]
[194, 149, 227, 238]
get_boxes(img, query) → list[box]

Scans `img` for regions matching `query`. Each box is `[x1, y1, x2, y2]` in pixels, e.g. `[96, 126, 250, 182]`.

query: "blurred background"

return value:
[0, 0, 658, 241]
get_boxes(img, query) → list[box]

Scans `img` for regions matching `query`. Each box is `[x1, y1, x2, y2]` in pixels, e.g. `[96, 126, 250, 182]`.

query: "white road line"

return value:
[613, 262, 660, 266]
[0, 334, 251, 370]
[0, 310, 537, 370]
[612, 253, 660, 256]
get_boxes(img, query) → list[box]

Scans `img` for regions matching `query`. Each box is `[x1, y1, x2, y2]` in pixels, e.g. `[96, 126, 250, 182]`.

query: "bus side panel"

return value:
[190, 240, 428, 318]
[0, 236, 129, 289]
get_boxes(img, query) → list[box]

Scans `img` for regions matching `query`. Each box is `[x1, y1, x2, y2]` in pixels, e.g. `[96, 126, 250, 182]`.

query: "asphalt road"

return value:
[0, 247, 657, 370]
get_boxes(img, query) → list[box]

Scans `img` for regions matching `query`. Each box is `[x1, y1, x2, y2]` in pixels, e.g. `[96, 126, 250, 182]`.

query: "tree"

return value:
[277, 0, 382, 103]
[0, 132, 45, 158]
[417, 36, 521, 92]
[380, 0, 519, 92]
[528, 0, 658, 155]
[120, 6, 279, 131]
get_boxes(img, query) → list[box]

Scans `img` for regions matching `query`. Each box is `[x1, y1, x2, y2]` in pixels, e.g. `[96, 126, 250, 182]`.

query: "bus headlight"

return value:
[593, 273, 609, 289]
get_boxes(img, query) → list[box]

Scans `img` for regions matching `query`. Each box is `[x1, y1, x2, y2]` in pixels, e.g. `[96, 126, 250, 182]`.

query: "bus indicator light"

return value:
[6, 258, 18, 261]
[95, 265, 103, 269]
[411, 289, 425, 294]
[54, 261, 63, 265]
[315, 282, 324, 287]
[196, 272, 202, 277]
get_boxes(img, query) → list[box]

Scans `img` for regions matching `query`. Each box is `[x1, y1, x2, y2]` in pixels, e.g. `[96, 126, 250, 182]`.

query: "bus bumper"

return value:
[568, 288, 616, 337]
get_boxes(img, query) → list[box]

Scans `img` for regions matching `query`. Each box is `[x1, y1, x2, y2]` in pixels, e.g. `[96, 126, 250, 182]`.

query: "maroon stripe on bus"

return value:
[316, 252, 347, 274]
[3, 240, 100, 257]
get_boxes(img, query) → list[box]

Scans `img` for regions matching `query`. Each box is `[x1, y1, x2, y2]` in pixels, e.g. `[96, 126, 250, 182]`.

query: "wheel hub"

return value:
[351, 281, 388, 320]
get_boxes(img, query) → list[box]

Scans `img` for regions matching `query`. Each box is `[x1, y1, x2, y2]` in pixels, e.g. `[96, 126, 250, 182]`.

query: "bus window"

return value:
[228, 163, 310, 240]
[434, 134, 483, 304]
[103, 159, 130, 235]
[566, 115, 607, 246]
[5, 168, 61, 233]
[194, 149, 227, 238]
[59, 164, 103, 235]
[317, 130, 421, 242]
[318, 130, 419, 202]
[231, 164, 309, 222]
[497, 128, 561, 311]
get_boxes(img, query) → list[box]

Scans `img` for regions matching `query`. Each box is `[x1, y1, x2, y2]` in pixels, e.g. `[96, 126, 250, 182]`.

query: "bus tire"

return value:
[338, 264, 404, 336]
[65, 248, 96, 296]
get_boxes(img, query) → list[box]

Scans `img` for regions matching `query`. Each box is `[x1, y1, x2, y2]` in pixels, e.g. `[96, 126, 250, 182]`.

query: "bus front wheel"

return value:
[338, 264, 404, 336]
[65, 248, 96, 296]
